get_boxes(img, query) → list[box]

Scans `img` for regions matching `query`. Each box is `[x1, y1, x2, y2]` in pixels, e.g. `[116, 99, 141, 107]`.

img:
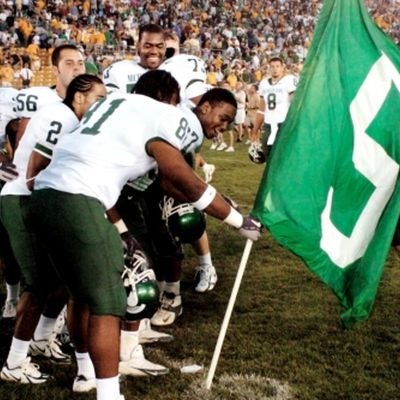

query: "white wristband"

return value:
[256, 110, 265, 115]
[192, 185, 217, 211]
[223, 207, 244, 229]
[114, 219, 128, 234]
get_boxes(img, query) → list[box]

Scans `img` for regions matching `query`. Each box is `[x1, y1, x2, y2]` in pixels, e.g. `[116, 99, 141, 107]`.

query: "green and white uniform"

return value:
[31, 93, 203, 315]
[0, 102, 78, 297]
[0, 87, 18, 147]
[103, 60, 147, 93]
[35, 93, 203, 209]
[14, 86, 62, 119]
[159, 54, 208, 104]
[2, 102, 78, 196]
[258, 74, 297, 145]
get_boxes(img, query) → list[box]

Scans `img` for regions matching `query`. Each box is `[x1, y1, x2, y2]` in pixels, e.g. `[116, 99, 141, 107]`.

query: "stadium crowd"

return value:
[0, 1, 398, 399]
[0, 0, 398, 87]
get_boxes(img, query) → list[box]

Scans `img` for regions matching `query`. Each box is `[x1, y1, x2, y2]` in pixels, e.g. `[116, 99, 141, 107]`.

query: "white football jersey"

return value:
[127, 102, 203, 191]
[35, 93, 204, 209]
[159, 54, 207, 103]
[14, 86, 62, 119]
[258, 74, 297, 124]
[0, 87, 18, 147]
[2, 102, 78, 196]
[103, 60, 147, 93]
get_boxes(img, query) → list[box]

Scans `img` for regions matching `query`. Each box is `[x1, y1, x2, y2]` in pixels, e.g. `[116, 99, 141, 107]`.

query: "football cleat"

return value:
[248, 142, 266, 164]
[73, 374, 96, 393]
[52, 306, 74, 353]
[119, 344, 169, 377]
[0, 357, 51, 384]
[161, 196, 206, 243]
[150, 292, 183, 326]
[29, 336, 71, 365]
[216, 142, 228, 151]
[1, 299, 17, 319]
[194, 264, 218, 293]
[202, 163, 215, 183]
[138, 318, 174, 344]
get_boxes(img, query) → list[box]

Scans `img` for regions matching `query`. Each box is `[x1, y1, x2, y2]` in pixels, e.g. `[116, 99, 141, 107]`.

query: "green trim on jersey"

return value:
[105, 83, 120, 89]
[185, 78, 203, 90]
[34, 143, 52, 158]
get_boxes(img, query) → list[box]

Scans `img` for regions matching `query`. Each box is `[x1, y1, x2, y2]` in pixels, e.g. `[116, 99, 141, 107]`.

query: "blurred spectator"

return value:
[0, 0, 397, 91]
[17, 61, 33, 87]
[0, 58, 14, 86]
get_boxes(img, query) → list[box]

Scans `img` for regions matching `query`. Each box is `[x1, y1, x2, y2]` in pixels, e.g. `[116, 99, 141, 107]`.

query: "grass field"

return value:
[0, 142, 399, 400]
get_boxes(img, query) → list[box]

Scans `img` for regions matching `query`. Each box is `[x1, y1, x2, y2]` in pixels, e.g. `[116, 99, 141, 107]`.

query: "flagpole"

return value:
[205, 238, 254, 390]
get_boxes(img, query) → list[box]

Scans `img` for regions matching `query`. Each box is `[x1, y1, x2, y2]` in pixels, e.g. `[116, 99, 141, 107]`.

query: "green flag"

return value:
[252, 0, 400, 328]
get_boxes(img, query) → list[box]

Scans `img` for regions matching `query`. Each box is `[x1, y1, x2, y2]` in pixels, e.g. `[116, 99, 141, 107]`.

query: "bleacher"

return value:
[30, 49, 55, 87]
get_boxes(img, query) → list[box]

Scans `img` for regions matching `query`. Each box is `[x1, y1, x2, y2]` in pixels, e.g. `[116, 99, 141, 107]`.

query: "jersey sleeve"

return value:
[33, 107, 79, 159]
[149, 105, 203, 155]
[103, 64, 122, 92]
[257, 79, 268, 98]
[0, 88, 18, 144]
[160, 55, 207, 102]
[285, 74, 298, 94]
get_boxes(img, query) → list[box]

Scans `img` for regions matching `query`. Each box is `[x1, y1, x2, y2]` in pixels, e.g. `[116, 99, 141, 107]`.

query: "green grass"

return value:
[0, 141, 399, 399]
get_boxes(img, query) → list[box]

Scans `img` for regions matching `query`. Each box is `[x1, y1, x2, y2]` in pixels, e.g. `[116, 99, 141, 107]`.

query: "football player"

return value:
[0, 87, 21, 319]
[157, 30, 219, 298]
[103, 23, 165, 93]
[103, 23, 173, 377]
[0, 75, 106, 388]
[14, 44, 86, 149]
[28, 76, 260, 400]
[0, 47, 87, 386]
[0, 59, 77, 320]
[250, 56, 298, 163]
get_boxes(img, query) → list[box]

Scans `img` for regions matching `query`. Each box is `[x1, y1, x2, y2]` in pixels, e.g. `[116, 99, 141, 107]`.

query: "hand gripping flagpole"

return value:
[205, 238, 254, 390]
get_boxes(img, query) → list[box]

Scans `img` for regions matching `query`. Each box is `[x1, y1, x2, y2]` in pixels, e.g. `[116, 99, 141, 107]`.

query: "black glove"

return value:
[0, 161, 18, 182]
[120, 231, 152, 270]
[239, 216, 262, 241]
[120, 231, 144, 258]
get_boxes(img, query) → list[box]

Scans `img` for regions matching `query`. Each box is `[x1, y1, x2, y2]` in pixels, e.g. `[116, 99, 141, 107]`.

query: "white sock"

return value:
[156, 280, 165, 294]
[33, 315, 57, 341]
[119, 330, 139, 361]
[164, 281, 180, 296]
[7, 337, 30, 369]
[5, 283, 20, 302]
[96, 375, 120, 400]
[198, 252, 212, 266]
[75, 351, 95, 378]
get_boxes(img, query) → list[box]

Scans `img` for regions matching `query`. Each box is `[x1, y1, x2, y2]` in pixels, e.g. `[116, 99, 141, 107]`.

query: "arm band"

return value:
[223, 206, 244, 229]
[114, 219, 128, 234]
[256, 110, 265, 115]
[192, 185, 217, 211]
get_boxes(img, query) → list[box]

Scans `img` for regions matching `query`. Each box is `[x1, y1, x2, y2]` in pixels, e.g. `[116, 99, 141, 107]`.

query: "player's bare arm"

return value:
[147, 139, 232, 220]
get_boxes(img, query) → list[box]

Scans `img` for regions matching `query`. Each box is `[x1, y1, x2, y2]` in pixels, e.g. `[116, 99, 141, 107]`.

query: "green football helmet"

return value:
[121, 250, 159, 314]
[161, 196, 206, 243]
